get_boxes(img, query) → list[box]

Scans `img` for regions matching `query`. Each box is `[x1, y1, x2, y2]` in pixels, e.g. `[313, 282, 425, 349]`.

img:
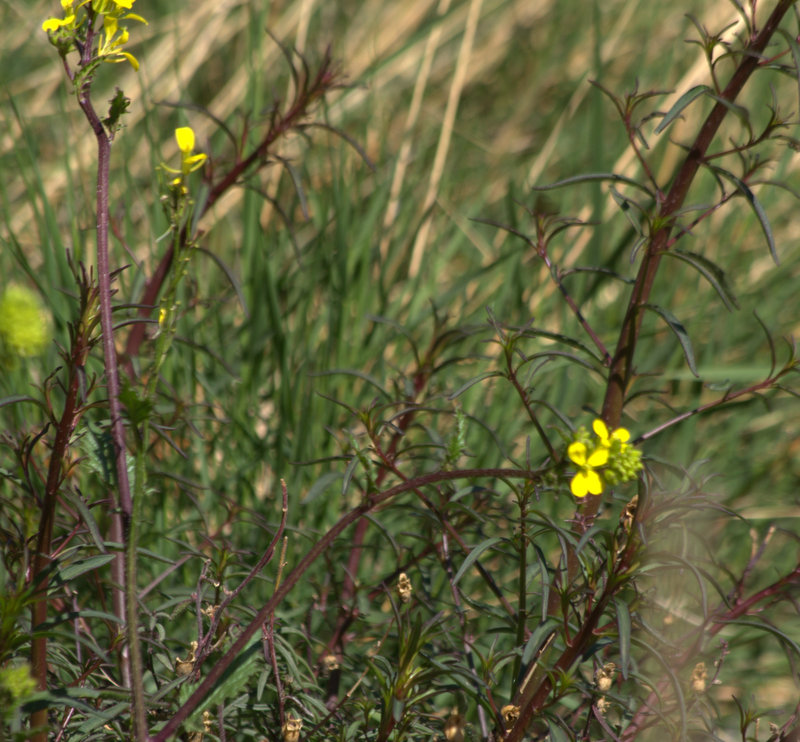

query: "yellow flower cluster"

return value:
[567, 419, 642, 497]
[42, 0, 147, 70]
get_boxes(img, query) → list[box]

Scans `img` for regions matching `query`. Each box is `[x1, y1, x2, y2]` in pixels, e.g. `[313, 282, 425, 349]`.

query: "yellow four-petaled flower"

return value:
[568, 418, 636, 497]
[568, 440, 608, 497]
[164, 127, 208, 189]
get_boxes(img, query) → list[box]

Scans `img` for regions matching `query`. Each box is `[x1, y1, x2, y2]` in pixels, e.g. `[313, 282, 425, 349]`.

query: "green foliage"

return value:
[1, 1, 799, 740]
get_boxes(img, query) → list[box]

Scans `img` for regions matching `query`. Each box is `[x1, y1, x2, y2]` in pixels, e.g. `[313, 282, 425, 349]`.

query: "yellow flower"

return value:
[164, 127, 207, 183]
[43, 0, 146, 65]
[42, 13, 76, 32]
[593, 418, 630, 447]
[568, 441, 608, 497]
[42, 1, 77, 33]
[175, 126, 196, 154]
[96, 15, 140, 69]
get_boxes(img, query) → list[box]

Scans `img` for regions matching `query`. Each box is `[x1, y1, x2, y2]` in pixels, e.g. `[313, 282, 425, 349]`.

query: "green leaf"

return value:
[0, 394, 45, 411]
[721, 619, 800, 657]
[643, 303, 698, 376]
[633, 636, 687, 739]
[531, 172, 654, 197]
[714, 169, 778, 264]
[665, 248, 740, 311]
[54, 554, 115, 584]
[79, 420, 116, 484]
[547, 718, 571, 742]
[341, 453, 360, 496]
[302, 471, 342, 504]
[103, 87, 131, 135]
[62, 490, 107, 554]
[655, 85, 712, 133]
[520, 618, 558, 666]
[452, 537, 502, 586]
[181, 637, 262, 722]
[614, 598, 631, 679]
[776, 28, 800, 117]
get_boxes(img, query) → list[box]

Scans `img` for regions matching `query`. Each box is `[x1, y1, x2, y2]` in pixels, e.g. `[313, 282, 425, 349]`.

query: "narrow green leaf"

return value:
[452, 537, 502, 586]
[655, 85, 711, 133]
[706, 92, 751, 125]
[0, 394, 44, 411]
[341, 454, 360, 496]
[520, 618, 558, 666]
[776, 28, 800, 117]
[547, 719, 571, 742]
[721, 619, 800, 656]
[714, 169, 778, 264]
[55, 554, 115, 584]
[614, 598, 631, 679]
[392, 696, 405, 722]
[62, 490, 107, 554]
[531, 172, 654, 197]
[448, 371, 500, 399]
[533, 545, 551, 622]
[633, 636, 687, 739]
[665, 249, 740, 311]
[302, 471, 342, 504]
[315, 368, 393, 399]
[644, 303, 698, 376]
[182, 637, 261, 718]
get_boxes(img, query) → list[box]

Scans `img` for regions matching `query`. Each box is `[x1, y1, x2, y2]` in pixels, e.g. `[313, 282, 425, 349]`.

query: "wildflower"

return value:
[568, 440, 608, 497]
[321, 654, 339, 674]
[596, 696, 611, 715]
[0, 285, 49, 360]
[43, 0, 146, 67]
[690, 662, 707, 693]
[594, 662, 616, 692]
[566, 418, 643, 497]
[397, 572, 412, 603]
[174, 641, 197, 677]
[501, 705, 520, 725]
[42, 0, 77, 32]
[593, 418, 630, 448]
[164, 127, 207, 189]
[92, 0, 136, 12]
[281, 713, 302, 742]
[444, 710, 465, 742]
[96, 15, 140, 69]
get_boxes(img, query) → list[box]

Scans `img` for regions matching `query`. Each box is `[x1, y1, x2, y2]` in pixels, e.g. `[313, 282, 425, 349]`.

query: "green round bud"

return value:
[0, 285, 49, 359]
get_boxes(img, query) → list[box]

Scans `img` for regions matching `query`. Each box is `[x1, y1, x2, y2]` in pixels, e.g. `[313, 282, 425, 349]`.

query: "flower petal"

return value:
[568, 441, 588, 466]
[613, 427, 630, 443]
[570, 472, 590, 497]
[593, 419, 610, 441]
[585, 470, 603, 495]
[587, 447, 609, 467]
[175, 126, 196, 153]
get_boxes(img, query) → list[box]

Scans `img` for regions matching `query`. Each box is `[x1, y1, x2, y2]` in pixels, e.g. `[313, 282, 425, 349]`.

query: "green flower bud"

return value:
[0, 285, 50, 360]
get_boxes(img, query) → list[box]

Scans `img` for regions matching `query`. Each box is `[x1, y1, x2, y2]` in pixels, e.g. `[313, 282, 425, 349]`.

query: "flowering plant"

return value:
[568, 419, 643, 497]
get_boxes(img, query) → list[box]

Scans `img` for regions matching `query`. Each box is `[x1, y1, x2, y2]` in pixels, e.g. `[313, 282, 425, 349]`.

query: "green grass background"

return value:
[2, 0, 799, 737]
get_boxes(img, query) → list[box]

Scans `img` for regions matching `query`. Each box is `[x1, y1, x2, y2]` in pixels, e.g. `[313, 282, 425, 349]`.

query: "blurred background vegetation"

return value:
[2, 0, 799, 738]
